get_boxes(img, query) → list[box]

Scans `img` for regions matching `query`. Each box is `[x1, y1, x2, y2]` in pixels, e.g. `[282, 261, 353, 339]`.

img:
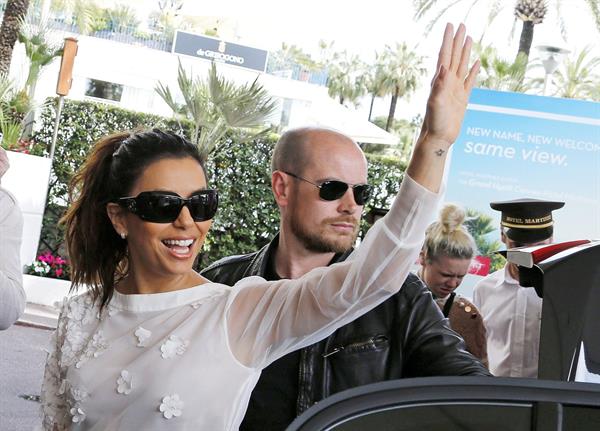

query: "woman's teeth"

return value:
[163, 239, 193, 247]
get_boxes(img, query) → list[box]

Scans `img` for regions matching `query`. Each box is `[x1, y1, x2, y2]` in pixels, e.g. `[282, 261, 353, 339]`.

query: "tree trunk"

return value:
[517, 20, 534, 60]
[385, 87, 399, 131]
[368, 94, 375, 121]
[0, 0, 31, 76]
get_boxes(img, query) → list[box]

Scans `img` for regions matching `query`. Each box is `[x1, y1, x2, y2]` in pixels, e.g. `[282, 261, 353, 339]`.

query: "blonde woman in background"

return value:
[418, 203, 488, 367]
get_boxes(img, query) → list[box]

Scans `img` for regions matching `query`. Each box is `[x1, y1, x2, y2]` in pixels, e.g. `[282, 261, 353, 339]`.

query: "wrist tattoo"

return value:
[435, 149, 445, 156]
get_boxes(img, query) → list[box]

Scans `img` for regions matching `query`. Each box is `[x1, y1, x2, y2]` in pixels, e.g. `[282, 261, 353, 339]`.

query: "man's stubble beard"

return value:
[290, 212, 359, 254]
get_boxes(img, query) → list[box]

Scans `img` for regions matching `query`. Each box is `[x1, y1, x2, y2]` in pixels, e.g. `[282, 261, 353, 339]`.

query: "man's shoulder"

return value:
[474, 267, 505, 289]
[201, 252, 258, 275]
[368, 272, 430, 311]
[398, 272, 428, 295]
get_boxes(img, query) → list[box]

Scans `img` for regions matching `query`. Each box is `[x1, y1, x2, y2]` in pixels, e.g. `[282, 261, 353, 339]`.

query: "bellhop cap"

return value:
[490, 198, 565, 244]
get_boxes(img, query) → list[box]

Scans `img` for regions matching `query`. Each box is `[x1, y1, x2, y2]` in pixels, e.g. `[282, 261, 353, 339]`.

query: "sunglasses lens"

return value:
[319, 181, 371, 205]
[137, 194, 183, 222]
[319, 181, 349, 201]
[122, 191, 218, 223]
[353, 185, 372, 205]
[189, 191, 218, 221]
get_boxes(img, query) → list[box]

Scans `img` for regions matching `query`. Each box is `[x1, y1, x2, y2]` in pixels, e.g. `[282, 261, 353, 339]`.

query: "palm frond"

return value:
[584, 0, 600, 31]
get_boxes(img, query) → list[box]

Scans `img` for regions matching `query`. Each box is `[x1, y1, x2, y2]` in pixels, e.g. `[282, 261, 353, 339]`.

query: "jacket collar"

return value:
[246, 232, 354, 278]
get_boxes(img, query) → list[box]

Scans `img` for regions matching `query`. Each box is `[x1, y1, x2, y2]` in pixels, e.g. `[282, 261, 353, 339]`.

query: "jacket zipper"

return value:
[322, 334, 388, 358]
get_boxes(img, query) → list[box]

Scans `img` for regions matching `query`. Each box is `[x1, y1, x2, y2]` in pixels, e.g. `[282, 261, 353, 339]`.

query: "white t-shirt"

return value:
[40, 175, 440, 430]
[473, 266, 542, 378]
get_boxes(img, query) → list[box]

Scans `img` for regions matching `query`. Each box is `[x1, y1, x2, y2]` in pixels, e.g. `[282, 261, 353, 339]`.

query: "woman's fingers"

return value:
[435, 23, 455, 74]
[464, 59, 481, 91]
[449, 23, 466, 72]
[457, 35, 473, 79]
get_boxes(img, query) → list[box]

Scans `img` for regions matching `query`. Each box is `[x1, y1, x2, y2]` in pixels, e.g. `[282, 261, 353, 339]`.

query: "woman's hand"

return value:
[422, 22, 480, 150]
[407, 23, 480, 193]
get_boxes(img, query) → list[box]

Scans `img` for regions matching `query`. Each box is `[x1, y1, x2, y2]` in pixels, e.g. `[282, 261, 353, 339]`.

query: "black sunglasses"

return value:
[284, 171, 371, 205]
[116, 190, 218, 223]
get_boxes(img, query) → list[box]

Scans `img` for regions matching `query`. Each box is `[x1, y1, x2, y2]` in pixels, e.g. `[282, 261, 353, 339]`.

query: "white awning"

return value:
[288, 97, 398, 146]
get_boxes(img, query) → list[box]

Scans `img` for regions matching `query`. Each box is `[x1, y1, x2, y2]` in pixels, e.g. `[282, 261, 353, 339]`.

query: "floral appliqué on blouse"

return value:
[134, 326, 152, 347]
[159, 394, 184, 419]
[116, 370, 133, 395]
[160, 335, 189, 359]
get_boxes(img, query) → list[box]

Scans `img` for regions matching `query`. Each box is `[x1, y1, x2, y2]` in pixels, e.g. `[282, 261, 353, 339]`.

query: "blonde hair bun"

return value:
[439, 203, 466, 234]
[423, 203, 477, 261]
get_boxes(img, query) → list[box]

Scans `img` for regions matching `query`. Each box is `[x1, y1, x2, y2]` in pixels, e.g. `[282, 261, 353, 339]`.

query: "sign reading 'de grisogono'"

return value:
[172, 30, 268, 72]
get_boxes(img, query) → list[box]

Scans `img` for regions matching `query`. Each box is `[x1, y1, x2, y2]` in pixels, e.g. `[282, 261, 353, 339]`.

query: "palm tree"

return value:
[155, 60, 277, 158]
[413, 0, 600, 61]
[476, 44, 535, 92]
[49, 0, 107, 35]
[0, 0, 31, 76]
[513, 0, 548, 59]
[379, 42, 426, 131]
[589, 81, 600, 102]
[464, 208, 505, 272]
[547, 46, 600, 99]
[325, 50, 367, 107]
[17, 17, 63, 98]
[365, 53, 387, 122]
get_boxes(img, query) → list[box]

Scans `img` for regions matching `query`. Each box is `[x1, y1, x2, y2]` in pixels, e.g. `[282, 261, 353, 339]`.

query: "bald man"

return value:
[202, 127, 490, 430]
[0, 147, 25, 329]
[202, 24, 490, 429]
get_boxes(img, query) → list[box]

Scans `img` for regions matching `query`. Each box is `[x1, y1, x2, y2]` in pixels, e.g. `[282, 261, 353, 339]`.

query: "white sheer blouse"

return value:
[40, 176, 440, 430]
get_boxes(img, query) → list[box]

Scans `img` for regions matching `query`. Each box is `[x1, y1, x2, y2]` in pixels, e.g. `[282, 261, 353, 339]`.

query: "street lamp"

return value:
[536, 45, 570, 96]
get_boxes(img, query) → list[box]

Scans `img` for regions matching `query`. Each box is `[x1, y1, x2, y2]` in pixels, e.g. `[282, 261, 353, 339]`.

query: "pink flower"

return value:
[55, 268, 63, 277]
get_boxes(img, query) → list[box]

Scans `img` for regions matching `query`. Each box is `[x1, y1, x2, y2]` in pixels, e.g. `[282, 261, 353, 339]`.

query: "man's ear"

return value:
[500, 229, 508, 246]
[106, 203, 128, 237]
[272, 171, 291, 207]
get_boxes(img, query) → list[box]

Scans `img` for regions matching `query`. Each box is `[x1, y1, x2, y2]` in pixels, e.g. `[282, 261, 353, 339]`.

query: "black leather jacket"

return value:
[201, 235, 490, 417]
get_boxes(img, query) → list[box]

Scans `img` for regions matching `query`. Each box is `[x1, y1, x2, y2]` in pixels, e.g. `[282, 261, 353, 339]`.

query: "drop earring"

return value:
[120, 232, 127, 240]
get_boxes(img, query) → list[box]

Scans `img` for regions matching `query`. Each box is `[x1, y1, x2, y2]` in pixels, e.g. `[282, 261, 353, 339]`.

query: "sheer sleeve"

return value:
[0, 189, 25, 330]
[40, 301, 71, 430]
[226, 175, 441, 368]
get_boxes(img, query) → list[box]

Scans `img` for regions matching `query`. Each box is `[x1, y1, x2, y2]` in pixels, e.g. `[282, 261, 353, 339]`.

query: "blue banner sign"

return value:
[446, 88, 600, 242]
[172, 30, 268, 72]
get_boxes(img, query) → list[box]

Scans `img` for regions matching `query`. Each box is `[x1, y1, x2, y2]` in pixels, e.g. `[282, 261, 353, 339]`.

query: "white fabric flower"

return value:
[75, 330, 108, 368]
[70, 386, 89, 402]
[160, 335, 189, 359]
[116, 370, 133, 395]
[134, 326, 152, 347]
[159, 394, 183, 419]
[70, 406, 86, 423]
[190, 300, 203, 309]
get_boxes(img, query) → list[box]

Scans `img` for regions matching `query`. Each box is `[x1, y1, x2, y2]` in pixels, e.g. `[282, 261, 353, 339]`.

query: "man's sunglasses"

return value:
[116, 190, 218, 223]
[284, 171, 371, 205]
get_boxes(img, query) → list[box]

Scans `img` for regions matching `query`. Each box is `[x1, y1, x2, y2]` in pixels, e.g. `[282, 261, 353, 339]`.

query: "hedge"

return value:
[31, 99, 405, 270]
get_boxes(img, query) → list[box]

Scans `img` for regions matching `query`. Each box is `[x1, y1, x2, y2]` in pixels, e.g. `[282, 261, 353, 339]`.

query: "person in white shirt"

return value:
[473, 198, 564, 378]
[0, 147, 26, 330]
[40, 23, 480, 430]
